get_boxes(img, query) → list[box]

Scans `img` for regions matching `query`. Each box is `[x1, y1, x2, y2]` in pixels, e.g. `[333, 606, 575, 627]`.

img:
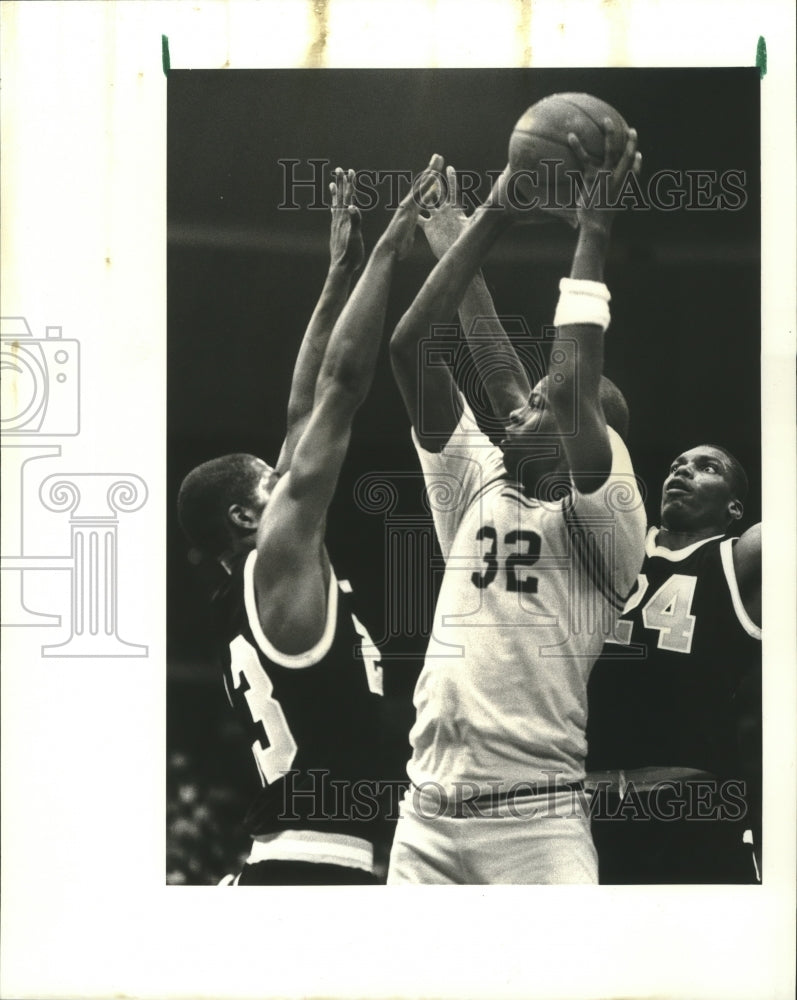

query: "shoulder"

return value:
[730, 523, 761, 620]
[718, 526, 761, 632]
[732, 522, 761, 577]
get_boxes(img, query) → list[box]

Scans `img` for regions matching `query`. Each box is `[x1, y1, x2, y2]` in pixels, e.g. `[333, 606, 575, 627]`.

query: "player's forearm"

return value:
[276, 265, 354, 472]
[392, 205, 512, 360]
[548, 227, 612, 480]
[569, 225, 611, 282]
[459, 273, 531, 418]
[314, 243, 396, 408]
[554, 224, 612, 404]
[285, 265, 354, 427]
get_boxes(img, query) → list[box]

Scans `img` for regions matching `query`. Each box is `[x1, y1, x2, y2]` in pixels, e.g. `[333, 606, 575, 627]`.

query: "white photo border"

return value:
[1, 2, 794, 999]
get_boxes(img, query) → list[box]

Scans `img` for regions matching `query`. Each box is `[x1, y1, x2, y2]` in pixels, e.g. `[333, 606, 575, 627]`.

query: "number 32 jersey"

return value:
[586, 528, 762, 777]
[213, 550, 384, 842]
[408, 400, 647, 799]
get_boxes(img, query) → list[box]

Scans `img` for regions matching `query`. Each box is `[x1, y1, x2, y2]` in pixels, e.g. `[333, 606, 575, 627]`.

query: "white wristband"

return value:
[553, 278, 611, 332]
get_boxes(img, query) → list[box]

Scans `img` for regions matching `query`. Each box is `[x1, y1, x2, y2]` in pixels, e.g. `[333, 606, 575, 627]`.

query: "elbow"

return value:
[389, 320, 413, 372]
[316, 367, 368, 412]
[317, 343, 369, 400]
[547, 376, 580, 425]
[390, 317, 409, 355]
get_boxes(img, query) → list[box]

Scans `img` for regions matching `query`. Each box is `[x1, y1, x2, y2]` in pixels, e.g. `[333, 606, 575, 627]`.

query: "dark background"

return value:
[166, 68, 760, 881]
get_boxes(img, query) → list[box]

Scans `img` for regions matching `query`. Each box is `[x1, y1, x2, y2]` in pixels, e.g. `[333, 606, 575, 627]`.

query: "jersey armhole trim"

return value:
[563, 502, 628, 612]
[243, 549, 339, 668]
[719, 538, 762, 640]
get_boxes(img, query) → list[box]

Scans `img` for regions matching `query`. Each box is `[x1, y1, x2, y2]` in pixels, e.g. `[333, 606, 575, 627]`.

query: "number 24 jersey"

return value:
[587, 528, 762, 776]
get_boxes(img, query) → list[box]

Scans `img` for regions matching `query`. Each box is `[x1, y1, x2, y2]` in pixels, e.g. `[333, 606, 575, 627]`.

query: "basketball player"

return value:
[177, 160, 442, 885]
[386, 124, 647, 884]
[586, 446, 761, 883]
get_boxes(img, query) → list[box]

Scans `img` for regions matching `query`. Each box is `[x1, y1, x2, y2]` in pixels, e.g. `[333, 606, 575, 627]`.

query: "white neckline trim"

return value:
[646, 526, 726, 561]
[719, 538, 762, 639]
[243, 549, 338, 669]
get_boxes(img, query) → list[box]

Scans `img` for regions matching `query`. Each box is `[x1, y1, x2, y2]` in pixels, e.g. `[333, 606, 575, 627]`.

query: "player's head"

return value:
[660, 444, 747, 532]
[500, 375, 629, 493]
[177, 453, 277, 564]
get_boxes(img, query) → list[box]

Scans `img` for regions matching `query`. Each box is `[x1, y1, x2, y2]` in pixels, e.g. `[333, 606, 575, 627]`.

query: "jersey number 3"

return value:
[614, 573, 698, 654]
[228, 634, 298, 786]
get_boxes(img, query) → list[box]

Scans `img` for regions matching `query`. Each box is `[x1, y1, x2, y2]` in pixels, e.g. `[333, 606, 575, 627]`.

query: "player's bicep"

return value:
[390, 327, 462, 450]
[549, 328, 611, 484]
[570, 430, 646, 595]
[562, 399, 613, 491]
[284, 391, 353, 521]
[255, 400, 350, 570]
[734, 522, 761, 581]
[733, 522, 761, 627]
[254, 473, 323, 572]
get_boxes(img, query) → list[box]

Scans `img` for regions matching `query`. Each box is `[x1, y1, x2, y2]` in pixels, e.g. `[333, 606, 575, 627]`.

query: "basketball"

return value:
[507, 93, 629, 209]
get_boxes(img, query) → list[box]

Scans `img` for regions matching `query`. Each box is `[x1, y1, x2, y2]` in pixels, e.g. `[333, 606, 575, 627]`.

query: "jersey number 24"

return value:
[611, 573, 698, 654]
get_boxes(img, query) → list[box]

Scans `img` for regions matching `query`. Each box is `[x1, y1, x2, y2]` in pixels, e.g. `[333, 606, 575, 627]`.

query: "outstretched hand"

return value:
[568, 122, 641, 235]
[329, 167, 364, 272]
[381, 153, 445, 260]
[417, 165, 470, 260]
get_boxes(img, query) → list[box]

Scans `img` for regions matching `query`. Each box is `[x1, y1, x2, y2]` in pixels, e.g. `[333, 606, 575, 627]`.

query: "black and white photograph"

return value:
[168, 67, 762, 888]
[2, 2, 795, 999]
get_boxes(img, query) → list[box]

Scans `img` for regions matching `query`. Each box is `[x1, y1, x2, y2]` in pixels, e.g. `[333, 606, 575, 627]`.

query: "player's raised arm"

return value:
[252, 157, 443, 650]
[418, 165, 532, 421]
[390, 166, 519, 450]
[275, 168, 364, 474]
[548, 122, 641, 489]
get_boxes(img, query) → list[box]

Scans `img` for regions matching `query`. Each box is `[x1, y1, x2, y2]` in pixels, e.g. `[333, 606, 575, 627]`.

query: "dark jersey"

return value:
[213, 550, 384, 844]
[586, 529, 761, 778]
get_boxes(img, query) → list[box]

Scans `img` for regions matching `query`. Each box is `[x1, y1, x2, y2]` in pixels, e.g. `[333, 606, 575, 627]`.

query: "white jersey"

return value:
[408, 400, 646, 800]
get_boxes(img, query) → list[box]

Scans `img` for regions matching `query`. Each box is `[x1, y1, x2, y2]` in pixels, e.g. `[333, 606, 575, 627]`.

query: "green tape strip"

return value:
[756, 36, 767, 80]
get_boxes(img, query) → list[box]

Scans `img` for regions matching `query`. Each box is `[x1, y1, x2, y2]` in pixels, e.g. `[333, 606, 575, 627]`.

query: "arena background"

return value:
[166, 68, 760, 883]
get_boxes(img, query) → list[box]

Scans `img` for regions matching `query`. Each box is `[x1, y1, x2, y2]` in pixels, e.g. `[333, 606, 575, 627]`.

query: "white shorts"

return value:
[387, 787, 598, 885]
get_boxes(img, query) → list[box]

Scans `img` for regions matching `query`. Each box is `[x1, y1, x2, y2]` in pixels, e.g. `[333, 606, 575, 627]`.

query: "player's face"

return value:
[660, 446, 741, 531]
[499, 381, 564, 488]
